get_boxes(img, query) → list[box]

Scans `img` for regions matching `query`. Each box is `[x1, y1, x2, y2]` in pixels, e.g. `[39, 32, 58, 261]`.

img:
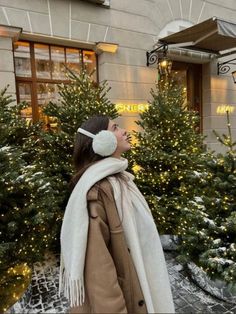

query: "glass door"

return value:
[171, 61, 202, 131]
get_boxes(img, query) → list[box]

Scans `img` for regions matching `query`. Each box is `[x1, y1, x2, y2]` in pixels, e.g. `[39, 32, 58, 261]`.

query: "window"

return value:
[13, 41, 97, 125]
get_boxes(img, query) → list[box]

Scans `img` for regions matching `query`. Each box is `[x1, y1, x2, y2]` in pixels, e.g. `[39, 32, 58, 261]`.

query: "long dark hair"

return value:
[70, 115, 126, 226]
[70, 115, 109, 189]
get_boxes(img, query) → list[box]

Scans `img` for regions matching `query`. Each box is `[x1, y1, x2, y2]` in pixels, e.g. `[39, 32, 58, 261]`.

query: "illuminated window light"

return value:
[96, 42, 118, 53]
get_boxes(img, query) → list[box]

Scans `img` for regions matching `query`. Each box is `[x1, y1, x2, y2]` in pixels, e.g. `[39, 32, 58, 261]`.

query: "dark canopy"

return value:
[159, 17, 236, 54]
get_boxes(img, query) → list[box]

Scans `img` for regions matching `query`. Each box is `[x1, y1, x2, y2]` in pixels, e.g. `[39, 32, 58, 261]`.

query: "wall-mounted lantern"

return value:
[157, 56, 173, 76]
[96, 42, 118, 54]
[232, 70, 236, 83]
[217, 57, 236, 83]
[146, 44, 172, 75]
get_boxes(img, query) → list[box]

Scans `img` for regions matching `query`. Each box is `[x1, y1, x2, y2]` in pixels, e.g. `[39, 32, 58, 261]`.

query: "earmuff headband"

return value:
[77, 128, 95, 139]
[77, 127, 117, 157]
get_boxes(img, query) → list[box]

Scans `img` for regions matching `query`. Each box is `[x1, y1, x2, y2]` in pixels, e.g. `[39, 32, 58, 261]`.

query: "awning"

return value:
[159, 17, 236, 54]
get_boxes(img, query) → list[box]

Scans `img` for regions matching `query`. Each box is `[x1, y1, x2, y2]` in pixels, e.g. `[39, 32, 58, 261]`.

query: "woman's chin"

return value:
[125, 143, 132, 152]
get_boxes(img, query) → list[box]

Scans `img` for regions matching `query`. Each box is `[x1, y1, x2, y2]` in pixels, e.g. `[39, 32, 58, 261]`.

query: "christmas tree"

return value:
[131, 78, 207, 234]
[35, 69, 119, 219]
[0, 86, 41, 161]
[130, 77, 236, 283]
[0, 70, 119, 310]
[0, 145, 61, 311]
[44, 68, 118, 134]
[0, 89, 61, 311]
[178, 111, 236, 283]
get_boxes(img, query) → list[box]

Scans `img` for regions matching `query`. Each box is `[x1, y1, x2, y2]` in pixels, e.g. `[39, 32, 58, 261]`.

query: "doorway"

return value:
[171, 61, 202, 132]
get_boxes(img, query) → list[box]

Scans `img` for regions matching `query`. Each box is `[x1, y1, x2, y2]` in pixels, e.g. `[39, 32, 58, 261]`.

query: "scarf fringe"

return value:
[59, 255, 85, 307]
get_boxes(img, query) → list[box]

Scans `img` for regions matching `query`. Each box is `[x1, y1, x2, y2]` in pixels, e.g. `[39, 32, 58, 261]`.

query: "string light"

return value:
[130, 78, 236, 283]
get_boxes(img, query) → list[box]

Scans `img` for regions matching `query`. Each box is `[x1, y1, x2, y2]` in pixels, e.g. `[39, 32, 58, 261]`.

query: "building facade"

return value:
[0, 0, 236, 153]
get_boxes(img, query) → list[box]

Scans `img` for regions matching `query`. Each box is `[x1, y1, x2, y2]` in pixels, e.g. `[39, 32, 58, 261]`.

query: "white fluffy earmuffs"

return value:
[77, 128, 117, 157]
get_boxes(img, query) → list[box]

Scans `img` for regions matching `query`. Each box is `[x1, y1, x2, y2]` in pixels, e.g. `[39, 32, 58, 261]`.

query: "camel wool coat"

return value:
[70, 178, 148, 314]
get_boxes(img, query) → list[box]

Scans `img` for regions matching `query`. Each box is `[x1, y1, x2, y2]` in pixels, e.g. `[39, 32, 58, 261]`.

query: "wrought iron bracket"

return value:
[146, 44, 168, 66]
[217, 57, 236, 75]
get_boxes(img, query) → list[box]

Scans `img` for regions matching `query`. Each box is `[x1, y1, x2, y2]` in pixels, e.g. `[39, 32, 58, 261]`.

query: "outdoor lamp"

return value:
[232, 71, 236, 83]
[146, 43, 172, 76]
[96, 42, 118, 54]
[157, 56, 172, 75]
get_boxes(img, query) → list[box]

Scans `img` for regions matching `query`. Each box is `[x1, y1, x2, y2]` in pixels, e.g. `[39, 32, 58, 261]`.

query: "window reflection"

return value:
[18, 83, 33, 124]
[37, 83, 60, 129]
[37, 83, 60, 106]
[13, 42, 31, 77]
[51, 46, 66, 79]
[35, 43, 51, 79]
[83, 51, 97, 81]
[66, 48, 82, 75]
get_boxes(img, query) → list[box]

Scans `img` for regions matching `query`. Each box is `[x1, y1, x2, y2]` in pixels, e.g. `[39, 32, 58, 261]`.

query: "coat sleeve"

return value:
[84, 193, 128, 314]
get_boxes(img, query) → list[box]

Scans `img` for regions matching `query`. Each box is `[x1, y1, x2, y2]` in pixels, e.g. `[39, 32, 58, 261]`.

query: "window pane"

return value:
[35, 43, 50, 79]
[37, 83, 60, 129]
[51, 46, 66, 79]
[83, 51, 97, 81]
[13, 41, 31, 77]
[66, 48, 82, 76]
[18, 82, 33, 123]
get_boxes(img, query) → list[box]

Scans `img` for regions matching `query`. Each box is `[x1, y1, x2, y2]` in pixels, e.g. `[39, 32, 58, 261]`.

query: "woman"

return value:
[59, 115, 175, 313]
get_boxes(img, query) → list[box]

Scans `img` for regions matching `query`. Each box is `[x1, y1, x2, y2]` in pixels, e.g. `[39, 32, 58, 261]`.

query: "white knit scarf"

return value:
[59, 157, 175, 313]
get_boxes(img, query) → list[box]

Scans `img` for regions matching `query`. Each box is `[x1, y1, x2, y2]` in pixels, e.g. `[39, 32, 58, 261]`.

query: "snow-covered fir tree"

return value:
[0, 89, 61, 311]
[35, 69, 119, 213]
[130, 78, 208, 234]
[178, 111, 236, 283]
[131, 78, 236, 283]
[0, 71, 118, 310]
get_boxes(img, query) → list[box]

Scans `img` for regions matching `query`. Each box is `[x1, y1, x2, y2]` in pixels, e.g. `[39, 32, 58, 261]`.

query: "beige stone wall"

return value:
[0, 37, 16, 99]
[0, 0, 236, 151]
[202, 56, 236, 154]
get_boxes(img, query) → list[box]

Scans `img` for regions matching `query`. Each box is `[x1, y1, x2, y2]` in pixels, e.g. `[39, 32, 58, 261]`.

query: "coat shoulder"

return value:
[87, 177, 114, 201]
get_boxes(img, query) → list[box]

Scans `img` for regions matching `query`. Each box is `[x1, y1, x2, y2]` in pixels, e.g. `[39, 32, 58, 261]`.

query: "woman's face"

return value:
[108, 120, 131, 158]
